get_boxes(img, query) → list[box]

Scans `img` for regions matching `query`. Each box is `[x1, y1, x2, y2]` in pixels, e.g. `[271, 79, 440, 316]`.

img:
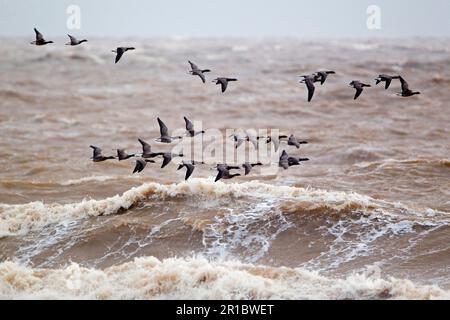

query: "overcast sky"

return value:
[0, 0, 449, 38]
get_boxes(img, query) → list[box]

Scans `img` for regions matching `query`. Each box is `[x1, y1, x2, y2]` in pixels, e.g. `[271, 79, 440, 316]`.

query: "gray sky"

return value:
[0, 0, 449, 38]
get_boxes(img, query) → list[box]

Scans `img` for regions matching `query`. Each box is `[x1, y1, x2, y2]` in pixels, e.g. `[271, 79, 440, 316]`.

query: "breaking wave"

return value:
[0, 256, 448, 299]
[1, 179, 446, 238]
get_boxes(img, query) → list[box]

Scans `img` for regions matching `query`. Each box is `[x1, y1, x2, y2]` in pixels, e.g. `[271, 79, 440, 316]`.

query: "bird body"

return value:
[132, 158, 155, 173]
[299, 75, 316, 102]
[396, 76, 421, 97]
[215, 164, 241, 182]
[314, 70, 336, 85]
[349, 80, 371, 100]
[188, 61, 211, 83]
[112, 47, 135, 63]
[66, 34, 87, 46]
[375, 74, 399, 90]
[30, 28, 53, 46]
[117, 149, 135, 161]
[242, 162, 263, 175]
[287, 134, 308, 149]
[184, 116, 205, 137]
[90, 145, 115, 162]
[213, 77, 237, 93]
[156, 118, 183, 143]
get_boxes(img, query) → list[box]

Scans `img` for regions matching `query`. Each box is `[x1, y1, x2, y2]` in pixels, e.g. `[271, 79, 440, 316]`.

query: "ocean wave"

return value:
[354, 158, 450, 169]
[1, 179, 447, 238]
[0, 256, 447, 299]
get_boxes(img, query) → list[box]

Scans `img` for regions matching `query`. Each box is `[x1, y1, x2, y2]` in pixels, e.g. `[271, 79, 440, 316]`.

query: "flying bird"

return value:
[287, 135, 308, 149]
[349, 81, 371, 100]
[396, 76, 421, 97]
[188, 61, 211, 83]
[116, 149, 135, 161]
[214, 164, 241, 182]
[299, 75, 317, 102]
[266, 135, 288, 152]
[90, 146, 115, 162]
[112, 47, 135, 63]
[156, 118, 183, 143]
[242, 162, 263, 175]
[30, 28, 53, 46]
[138, 139, 164, 158]
[314, 71, 336, 85]
[132, 158, 155, 174]
[160, 152, 184, 169]
[184, 116, 205, 137]
[375, 74, 399, 90]
[66, 34, 88, 46]
[177, 160, 204, 180]
[213, 77, 238, 93]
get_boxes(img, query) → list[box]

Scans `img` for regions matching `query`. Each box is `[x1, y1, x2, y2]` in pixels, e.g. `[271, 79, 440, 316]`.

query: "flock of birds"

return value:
[89, 116, 310, 182]
[29, 27, 422, 182]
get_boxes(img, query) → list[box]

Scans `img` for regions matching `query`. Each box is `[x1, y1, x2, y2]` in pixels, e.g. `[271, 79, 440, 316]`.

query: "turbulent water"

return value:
[0, 38, 449, 299]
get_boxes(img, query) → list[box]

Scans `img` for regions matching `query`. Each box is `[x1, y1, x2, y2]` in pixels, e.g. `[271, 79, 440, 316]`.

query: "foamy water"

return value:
[0, 38, 449, 299]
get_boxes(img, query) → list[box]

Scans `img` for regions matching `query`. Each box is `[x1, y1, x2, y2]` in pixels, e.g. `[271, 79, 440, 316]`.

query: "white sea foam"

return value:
[0, 256, 447, 300]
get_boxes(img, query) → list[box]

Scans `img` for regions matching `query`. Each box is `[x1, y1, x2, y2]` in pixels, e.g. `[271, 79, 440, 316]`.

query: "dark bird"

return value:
[287, 156, 310, 167]
[266, 135, 288, 152]
[90, 145, 115, 162]
[30, 28, 53, 46]
[156, 118, 183, 143]
[188, 61, 211, 83]
[116, 149, 135, 161]
[66, 34, 87, 46]
[138, 139, 163, 158]
[299, 75, 316, 102]
[215, 164, 241, 182]
[132, 158, 155, 174]
[230, 132, 259, 149]
[287, 134, 308, 149]
[112, 47, 135, 63]
[242, 162, 263, 175]
[177, 160, 204, 180]
[396, 76, 421, 97]
[279, 150, 290, 170]
[184, 116, 205, 137]
[213, 77, 238, 93]
[314, 71, 336, 85]
[375, 74, 399, 90]
[160, 152, 184, 169]
[349, 81, 371, 100]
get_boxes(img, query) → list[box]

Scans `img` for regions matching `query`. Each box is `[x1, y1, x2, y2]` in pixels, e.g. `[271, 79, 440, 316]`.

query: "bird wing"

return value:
[34, 28, 44, 41]
[184, 163, 195, 180]
[215, 167, 226, 182]
[385, 78, 392, 90]
[305, 79, 315, 102]
[117, 149, 126, 160]
[67, 34, 77, 44]
[219, 79, 228, 92]
[157, 118, 169, 137]
[243, 163, 251, 175]
[184, 116, 194, 132]
[90, 145, 102, 158]
[246, 135, 259, 149]
[280, 160, 289, 170]
[399, 76, 409, 92]
[133, 159, 146, 173]
[138, 138, 152, 155]
[288, 136, 300, 148]
[235, 138, 244, 148]
[197, 72, 206, 83]
[115, 48, 124, 63]
[272, 137, 279, 152]
[354, 87, 363, 100]
[161, 154, 172, 168]
[189, 60, 199, 71]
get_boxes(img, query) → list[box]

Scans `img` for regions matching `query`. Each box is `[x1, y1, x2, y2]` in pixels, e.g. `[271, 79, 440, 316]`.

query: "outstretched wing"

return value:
[90, 145, 102, 158]
[219, 79, 228, 93]
[215, 167, 225, 182]
[34, 28, 44, 41]
[157, 118, 169, 137]
[197, 71, 206, 83]
[354, 86, 363, 100]
[115, 48, 124, 63]
[138, 138, 152, 155]
[133, 159, 146, 173]
[184, 163, 195, 180]
[184, 116, 194, 133]
[189, 60, 199, 71]
[67, 34, 77, 44]
[243, 163, 251, 175]
[161, 154, 172, 168]
[305, 79, 315, 102]
[385, 78, 392, 90]
[399, 76, 409, 92]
